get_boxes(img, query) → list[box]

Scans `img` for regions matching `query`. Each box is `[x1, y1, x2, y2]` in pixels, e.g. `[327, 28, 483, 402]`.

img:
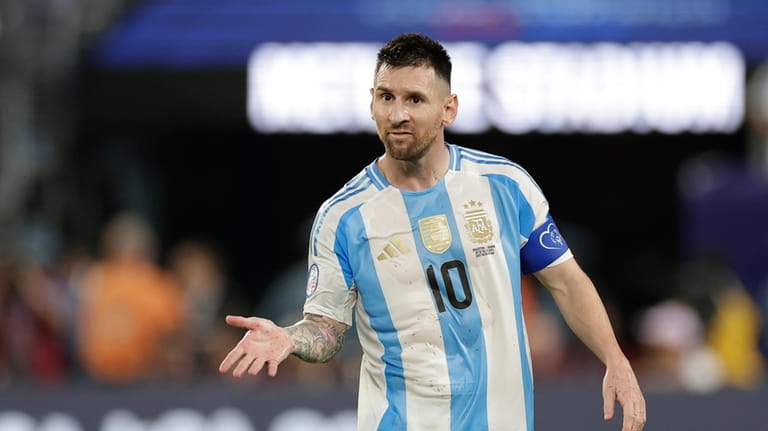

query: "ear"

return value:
[442, 94, 458, 126]
[369, 88, 375, 119]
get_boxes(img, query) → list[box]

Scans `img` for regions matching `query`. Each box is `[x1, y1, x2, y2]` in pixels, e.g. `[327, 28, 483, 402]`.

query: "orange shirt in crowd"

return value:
[77, 256, 184, 383]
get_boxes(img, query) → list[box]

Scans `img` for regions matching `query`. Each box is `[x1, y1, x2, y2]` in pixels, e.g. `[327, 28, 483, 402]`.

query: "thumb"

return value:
[603, 388, 616, 421]
[225, 315, 257, 329]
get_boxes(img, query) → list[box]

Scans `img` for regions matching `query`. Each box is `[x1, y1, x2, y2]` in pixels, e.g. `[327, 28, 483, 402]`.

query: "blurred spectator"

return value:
[5, 260, 71, 385]
[0, 218, 78, 386]
[707, 279, 765, 390]
[0, 258, 67, 386]
[166, 238, 250, 380]
[633, 298, 723, 394]
[676, 255, 764, 390]
[75, 211, 185, 384]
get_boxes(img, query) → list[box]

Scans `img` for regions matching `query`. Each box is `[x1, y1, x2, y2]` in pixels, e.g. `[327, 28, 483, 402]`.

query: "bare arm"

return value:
[534, 258, 622, 364]
[218, 313, 350, 378]
[534, 257, 646, 431]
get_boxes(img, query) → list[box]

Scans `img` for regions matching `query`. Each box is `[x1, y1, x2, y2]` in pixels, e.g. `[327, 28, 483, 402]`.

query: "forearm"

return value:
[536, 259, 626, 366]
[285, 313, 349, 363]
[556, 282, 625, 365]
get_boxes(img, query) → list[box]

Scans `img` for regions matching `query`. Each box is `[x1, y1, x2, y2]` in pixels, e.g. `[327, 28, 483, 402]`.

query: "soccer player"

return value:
[219, 32, 646, 431]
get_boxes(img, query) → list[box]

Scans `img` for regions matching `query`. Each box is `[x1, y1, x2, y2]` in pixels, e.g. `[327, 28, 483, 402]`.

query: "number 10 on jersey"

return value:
[425, 260, 473, 313]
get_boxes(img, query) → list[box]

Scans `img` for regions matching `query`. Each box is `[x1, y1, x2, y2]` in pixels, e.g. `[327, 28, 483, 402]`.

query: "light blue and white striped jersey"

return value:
[303, 143, 572, 431]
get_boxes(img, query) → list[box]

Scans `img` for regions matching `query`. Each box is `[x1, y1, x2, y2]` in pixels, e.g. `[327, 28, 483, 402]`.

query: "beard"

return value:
[384, 136, 429, 161]
[380, 122, 442, 162]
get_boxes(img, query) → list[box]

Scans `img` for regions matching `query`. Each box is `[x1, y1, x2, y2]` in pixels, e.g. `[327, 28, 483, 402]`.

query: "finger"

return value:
[248, 358, 267, 376]
[637, 405, 647, 430]
[232, 355, 256, 378]
[622, 406, 640, 431]
[621, 412, 633, 431]
[625, 400, 646, 431]
[603, 388, 616, 421]
[266, 359, 280, 377]
[218, 347, 244, 374]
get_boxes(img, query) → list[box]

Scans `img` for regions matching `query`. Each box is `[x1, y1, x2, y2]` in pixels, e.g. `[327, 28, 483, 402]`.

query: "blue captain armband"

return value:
[520, 215, 569, 274]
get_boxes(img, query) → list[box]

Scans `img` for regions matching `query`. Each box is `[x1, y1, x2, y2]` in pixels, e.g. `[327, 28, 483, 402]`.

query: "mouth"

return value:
[388, 130, 412, 138]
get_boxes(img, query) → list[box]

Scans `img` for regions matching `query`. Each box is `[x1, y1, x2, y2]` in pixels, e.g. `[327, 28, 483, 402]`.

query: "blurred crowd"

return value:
[0, 211, 249, 387]
[0, 209, 372, 396]
[0, 208, 366, 392]
[0, 208, 765, 396]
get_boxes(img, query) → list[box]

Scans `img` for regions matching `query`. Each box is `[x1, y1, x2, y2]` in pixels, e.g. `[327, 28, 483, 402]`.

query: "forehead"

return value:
[373, 65, 448, 95]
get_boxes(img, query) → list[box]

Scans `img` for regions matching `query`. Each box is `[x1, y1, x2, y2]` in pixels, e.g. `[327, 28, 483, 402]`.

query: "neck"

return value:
[379, 142, 449, 191]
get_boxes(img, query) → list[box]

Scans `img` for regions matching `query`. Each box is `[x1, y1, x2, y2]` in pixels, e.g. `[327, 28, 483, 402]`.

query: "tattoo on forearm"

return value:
[286, 315, 347, 363]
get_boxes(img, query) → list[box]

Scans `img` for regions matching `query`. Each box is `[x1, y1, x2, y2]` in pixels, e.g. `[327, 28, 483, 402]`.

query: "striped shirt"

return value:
[303, 143, 572, 431]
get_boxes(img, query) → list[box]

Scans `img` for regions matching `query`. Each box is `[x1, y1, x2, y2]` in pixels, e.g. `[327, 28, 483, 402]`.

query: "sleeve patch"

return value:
[305, 263, 320, 297]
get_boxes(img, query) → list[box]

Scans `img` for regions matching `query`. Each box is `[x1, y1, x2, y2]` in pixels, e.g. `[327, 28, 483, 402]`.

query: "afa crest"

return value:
[463, 200, 494, 244]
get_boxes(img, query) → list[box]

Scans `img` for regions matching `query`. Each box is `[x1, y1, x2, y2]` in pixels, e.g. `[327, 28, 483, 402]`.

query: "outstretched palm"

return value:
[218, 315, 294, 378]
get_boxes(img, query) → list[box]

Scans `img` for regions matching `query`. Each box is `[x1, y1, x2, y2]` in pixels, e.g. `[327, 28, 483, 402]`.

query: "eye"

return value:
[411, 96, 421, 104]
[382, 93, 393, 101]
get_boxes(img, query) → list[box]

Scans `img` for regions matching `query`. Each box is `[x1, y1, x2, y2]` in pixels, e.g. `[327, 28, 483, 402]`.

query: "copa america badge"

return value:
[305, 263, 319, 297]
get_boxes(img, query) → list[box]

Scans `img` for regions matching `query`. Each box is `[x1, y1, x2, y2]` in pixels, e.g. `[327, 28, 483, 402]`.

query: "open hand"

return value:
[218, 315, 294, 378]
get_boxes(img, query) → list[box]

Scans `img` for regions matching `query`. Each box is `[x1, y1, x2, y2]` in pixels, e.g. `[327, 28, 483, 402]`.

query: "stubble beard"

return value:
[382, 124, 442, 162]
[385, 137, 428, 162]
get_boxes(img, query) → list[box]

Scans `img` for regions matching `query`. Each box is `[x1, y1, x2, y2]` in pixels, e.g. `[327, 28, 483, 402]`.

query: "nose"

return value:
[388, 100, 410, 124]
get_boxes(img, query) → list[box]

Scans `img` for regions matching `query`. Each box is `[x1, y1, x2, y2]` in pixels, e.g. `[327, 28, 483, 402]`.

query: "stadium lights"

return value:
[247, 41, 744, 135]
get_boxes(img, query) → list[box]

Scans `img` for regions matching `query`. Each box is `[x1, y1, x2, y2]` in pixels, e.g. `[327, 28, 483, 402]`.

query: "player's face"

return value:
[370, 65, 456, 161]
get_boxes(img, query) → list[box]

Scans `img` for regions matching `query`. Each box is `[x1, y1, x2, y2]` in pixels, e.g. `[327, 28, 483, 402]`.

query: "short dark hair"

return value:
[375, 33, 452, 88]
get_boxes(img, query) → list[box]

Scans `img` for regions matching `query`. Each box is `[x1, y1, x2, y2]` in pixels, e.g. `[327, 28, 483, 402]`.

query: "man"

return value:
[220, 32, 646, 431]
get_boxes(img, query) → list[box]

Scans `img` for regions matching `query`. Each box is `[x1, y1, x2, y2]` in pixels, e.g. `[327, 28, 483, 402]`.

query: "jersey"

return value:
[303, 143, 572, 431]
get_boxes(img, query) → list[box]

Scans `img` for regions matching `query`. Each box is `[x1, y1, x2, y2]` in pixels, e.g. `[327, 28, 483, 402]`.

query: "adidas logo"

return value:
[377, 237, 412, 261]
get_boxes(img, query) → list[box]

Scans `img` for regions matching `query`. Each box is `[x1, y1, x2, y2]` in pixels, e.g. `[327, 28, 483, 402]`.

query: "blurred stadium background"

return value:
[1, 0, 767, 429]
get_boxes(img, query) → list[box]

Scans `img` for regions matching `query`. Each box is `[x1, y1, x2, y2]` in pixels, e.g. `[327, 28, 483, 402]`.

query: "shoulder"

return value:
[450, 144, 537, 185]
[318, 165, 381, 218]
[310, 163, 382, 244]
